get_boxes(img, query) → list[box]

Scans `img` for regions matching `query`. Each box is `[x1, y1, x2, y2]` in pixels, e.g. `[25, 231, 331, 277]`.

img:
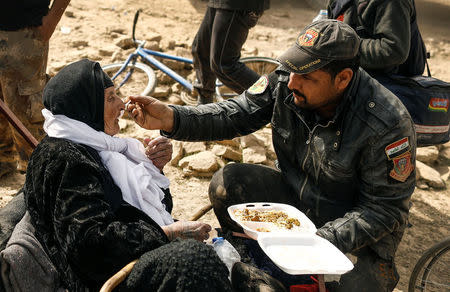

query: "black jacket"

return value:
[165, 68, 416, 259]
[328, 0, 415, 75]
[208, 0, 270, 12]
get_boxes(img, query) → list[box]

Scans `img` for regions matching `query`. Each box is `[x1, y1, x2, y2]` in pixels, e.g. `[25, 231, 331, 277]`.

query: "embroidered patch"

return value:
[247, 75, 269, 95]
[389, 151, 414, 182]
[385, 137, 410, 160]
[298, 29, 319, 47]
[428, 97, 448, 112]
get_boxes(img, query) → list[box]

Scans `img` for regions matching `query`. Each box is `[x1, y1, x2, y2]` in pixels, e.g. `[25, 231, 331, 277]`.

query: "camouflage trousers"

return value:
[0, 27, 48, 176]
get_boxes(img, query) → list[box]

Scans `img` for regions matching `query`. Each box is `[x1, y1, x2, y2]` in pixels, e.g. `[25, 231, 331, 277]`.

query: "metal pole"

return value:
[0, 99, 38, 149]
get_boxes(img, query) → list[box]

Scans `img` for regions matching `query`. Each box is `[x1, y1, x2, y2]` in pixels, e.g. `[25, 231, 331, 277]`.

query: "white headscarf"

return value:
[42, 108, 174, 226]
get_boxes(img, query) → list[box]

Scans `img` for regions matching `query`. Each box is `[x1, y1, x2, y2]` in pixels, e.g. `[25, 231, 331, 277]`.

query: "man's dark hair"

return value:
[320, 55, 360, 80]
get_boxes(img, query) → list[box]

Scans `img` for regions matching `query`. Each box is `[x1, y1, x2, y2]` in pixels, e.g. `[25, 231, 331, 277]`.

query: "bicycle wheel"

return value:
[215, 56, 280, 101]
[408, 236, 450, 292]
[102, 62, 156, 98]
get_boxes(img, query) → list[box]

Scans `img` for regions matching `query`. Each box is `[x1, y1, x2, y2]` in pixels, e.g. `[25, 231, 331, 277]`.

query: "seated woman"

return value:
[23, 59, 231, 291]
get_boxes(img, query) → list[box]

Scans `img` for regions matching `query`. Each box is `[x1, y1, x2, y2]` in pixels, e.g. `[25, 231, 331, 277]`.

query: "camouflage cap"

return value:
[277, 19, 360, 74]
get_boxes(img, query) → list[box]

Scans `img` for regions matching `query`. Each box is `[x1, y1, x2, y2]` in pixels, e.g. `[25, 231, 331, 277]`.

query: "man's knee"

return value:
[210, 55, 239, 79]
[337, 248, 399, 292]
[209, 167, 226, 206]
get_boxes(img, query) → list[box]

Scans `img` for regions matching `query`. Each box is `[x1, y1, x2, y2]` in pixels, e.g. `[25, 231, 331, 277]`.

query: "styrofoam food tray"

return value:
[258, 233, 354, 275]
[228, 202, 317, 240]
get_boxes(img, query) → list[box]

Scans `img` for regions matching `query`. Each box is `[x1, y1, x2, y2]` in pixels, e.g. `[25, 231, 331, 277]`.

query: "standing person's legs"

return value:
[210, 9, 261, 94]
[209, 163, 298, 232]
[0, 28, 47, 173]
[192, 7, 217, 104]
[0, 84, 17, 178]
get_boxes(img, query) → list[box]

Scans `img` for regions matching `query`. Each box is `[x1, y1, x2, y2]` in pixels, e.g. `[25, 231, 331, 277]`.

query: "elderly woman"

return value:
[23, 59, 231, 291]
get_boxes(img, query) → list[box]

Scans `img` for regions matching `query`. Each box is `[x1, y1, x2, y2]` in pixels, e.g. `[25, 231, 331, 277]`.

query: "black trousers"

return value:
[209, 163, 400, 292]
[191, 7, 261, 99]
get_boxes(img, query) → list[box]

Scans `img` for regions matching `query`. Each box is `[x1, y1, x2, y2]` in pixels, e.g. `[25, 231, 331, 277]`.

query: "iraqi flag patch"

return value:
[385, 137, 414, 182]
[385, 137, 410, 160]
[247, 75, 269, 95]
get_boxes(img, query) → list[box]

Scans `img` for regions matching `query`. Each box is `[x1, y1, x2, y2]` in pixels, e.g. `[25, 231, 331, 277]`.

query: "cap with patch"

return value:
[277, 19, 360, 74]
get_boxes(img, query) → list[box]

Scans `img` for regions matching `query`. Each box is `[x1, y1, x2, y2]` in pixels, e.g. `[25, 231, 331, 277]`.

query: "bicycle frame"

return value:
[112, 41, 194, 92]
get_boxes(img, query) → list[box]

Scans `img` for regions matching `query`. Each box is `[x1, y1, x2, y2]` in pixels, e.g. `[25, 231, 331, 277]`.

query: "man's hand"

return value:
[162, 221, 212, 242]
[127, 95, 175, 132]
[144, 136, 173, 171]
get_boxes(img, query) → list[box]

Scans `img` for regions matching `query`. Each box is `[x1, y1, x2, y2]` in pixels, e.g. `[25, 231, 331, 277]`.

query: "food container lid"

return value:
[257, 233, 354, 275]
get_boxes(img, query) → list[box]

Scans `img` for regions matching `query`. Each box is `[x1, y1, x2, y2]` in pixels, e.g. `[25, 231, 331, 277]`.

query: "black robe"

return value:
[24, 136, 231, 291]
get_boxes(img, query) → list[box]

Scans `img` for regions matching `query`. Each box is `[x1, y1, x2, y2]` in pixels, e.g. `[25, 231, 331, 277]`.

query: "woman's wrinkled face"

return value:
[104, 86, 125, 136]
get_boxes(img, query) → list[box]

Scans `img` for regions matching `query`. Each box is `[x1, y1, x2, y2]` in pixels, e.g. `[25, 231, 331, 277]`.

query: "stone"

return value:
[146, 33, 162, 43]
[151, 86, 171, 98]
[118, 119, 132, 132]
[183, 142, 207, 154]
[174, 47, 191, 58]
[243, 146, 267, 164]
[71, 40, 89, 48]
[215, 138, 240, 148]
[178, 151, 219, 173]
[438, 146, 450, 165]
[239, 133, 265, 148]
[167, 94, 184, 105]
[266, 143, 277, 160]
[435, 165, 450, 182]
[416, 146, 439, 164]
[211, 145, 242, 161]
[111, 51, 123, 62]
[171, 83, 182, 94]
[156, 70, 173, 84]
[144, 41, 160, 51]
[163, 59, 186, 71]
[416, 161, 446, 189]
[98, 49, 114, 57]
[109, 27, 127, 35]
[65, 11, 75, 18]
[170, 141, 184, 166]
[115, 37, 134, 50]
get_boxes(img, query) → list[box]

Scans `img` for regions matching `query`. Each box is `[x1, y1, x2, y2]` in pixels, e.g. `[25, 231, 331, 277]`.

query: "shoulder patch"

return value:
[389, 151, 414, 182]
[385, 137, 410, 160]
[247, 75, 269, 95]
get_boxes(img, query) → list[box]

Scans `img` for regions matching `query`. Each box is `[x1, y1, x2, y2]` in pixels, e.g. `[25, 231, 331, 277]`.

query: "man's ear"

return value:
[334, 68, 353, 91]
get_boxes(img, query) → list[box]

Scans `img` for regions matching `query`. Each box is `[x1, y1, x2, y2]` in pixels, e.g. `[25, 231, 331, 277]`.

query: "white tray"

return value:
[228, 202, 317, 240]
[258, 233, 354, 275]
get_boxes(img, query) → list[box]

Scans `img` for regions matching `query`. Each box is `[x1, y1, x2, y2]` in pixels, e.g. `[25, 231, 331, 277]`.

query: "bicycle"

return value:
[408, 236, 449, 292]
[102, 10, 280, 105]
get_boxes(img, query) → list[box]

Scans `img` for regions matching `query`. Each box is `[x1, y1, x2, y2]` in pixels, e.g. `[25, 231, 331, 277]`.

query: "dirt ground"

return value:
[0, 0, 449, 291]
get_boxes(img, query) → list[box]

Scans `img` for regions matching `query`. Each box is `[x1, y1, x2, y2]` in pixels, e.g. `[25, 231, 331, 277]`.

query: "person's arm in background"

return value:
[39, 0, 71, 42]
[357, 0, 413, 70]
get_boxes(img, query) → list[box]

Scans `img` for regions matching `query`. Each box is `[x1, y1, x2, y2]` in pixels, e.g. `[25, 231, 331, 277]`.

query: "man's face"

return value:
[287, 70, 342, 112]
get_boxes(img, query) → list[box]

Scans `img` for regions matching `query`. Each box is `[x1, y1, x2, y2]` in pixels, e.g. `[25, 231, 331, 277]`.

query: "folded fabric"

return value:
[0, 212, 64, 292]
[42, 108, 174, 226]
[0, 192, 26, 251]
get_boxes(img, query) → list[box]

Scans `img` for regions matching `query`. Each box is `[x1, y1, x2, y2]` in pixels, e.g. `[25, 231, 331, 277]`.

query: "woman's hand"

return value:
[144, 136, 173, 171]
[162, 221, 212, 242]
